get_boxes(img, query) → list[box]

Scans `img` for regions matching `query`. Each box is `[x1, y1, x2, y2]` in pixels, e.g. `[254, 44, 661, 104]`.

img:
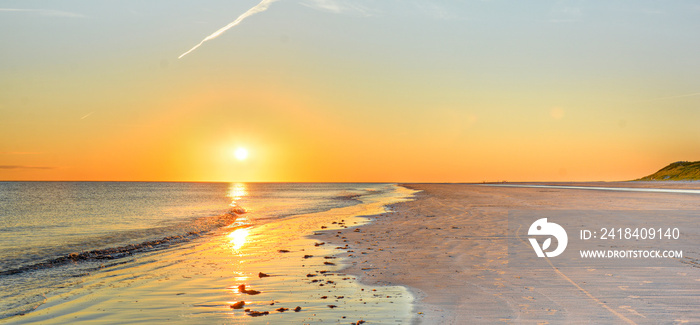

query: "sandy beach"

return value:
[2, 182, 697, 324]
[319, 183, 700, 324]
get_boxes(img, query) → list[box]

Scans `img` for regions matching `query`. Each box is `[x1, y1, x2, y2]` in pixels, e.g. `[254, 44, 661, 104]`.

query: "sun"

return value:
[234, 147, 249, 161]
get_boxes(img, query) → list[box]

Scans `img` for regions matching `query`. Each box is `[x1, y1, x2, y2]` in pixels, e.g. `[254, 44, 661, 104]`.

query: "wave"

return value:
[0, 208, 244, 277]
[335, 192, 364, 202]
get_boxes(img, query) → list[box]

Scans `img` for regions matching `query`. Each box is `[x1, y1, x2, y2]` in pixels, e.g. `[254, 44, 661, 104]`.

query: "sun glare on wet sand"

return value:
[227, 228, 250, 250]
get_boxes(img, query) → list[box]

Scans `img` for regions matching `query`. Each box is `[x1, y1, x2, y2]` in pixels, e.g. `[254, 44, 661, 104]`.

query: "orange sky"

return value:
[1, 1, 699, 182]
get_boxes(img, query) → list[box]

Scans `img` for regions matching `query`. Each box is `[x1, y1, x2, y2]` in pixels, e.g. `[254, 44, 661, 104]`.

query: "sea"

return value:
[0, 182, 417, 324]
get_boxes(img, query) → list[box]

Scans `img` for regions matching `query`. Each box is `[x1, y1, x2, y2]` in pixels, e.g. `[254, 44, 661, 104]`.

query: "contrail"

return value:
[653, 92, 700, 100]
[179, 0, 279, 59]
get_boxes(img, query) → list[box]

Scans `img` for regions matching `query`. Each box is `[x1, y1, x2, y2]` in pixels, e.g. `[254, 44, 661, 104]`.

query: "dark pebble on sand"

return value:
[303, 255, 313, 259]
[294, 306, 302, 312]
[328, 305, 338, 308]
[278, 249, 290, 253]
[276, 307, 288, 312]
[238, 284, 261, 295]
[231, 301, 245, 309]
[258, 272, 271, 278]
[247, 310, 269, 317]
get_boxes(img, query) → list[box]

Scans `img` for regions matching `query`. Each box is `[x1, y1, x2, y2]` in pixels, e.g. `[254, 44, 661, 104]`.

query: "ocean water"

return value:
[0, 182, 416, 323]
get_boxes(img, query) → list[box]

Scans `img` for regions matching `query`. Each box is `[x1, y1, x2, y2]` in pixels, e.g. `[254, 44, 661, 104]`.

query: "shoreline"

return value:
[319, 183, 700, 324]
[2, 184, 417, 324]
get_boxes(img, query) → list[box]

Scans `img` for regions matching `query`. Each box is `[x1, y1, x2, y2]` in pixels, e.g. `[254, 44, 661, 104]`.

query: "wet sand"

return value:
[319, 183, 700, 324]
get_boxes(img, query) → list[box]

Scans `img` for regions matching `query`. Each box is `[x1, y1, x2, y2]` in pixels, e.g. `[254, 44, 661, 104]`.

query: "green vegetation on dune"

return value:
[638, 161, 700, 181]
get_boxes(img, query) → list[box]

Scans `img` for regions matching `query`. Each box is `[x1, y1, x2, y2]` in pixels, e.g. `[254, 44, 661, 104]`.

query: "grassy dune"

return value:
[638, 161, 700, 181]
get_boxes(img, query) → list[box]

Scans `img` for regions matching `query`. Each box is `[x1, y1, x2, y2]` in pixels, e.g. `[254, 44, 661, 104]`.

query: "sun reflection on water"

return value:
[227, 183, 249, 216]
[227, 183, 248, 201]
[225, 183, 251, 251]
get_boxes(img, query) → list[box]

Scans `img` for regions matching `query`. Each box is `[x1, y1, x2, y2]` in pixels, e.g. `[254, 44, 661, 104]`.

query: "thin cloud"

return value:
[0, 152, 42, 155]
[179, 0, 279, 59]
[639, 92, 700, 103]
[301, 0, 372, 15]
[0, 165, 54, 170]
[656, 92, 700, 100]
[412, 1, 456, 20]
[548, 18, 581, 23]
[302, 0, 454, 18]
[0, 8, 85, 18]
[548, 4, 583, 23]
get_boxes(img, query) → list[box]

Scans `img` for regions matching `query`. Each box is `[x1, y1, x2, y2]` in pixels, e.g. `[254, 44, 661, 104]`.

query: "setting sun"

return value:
[234, 147, 249, 161]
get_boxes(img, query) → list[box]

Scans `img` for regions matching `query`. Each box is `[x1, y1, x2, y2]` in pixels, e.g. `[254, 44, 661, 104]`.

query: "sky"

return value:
[1, 0, 699, 182]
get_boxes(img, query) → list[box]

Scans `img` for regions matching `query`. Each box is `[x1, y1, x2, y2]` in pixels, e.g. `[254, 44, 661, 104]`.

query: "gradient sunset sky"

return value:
[1, 1, 699, 182]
